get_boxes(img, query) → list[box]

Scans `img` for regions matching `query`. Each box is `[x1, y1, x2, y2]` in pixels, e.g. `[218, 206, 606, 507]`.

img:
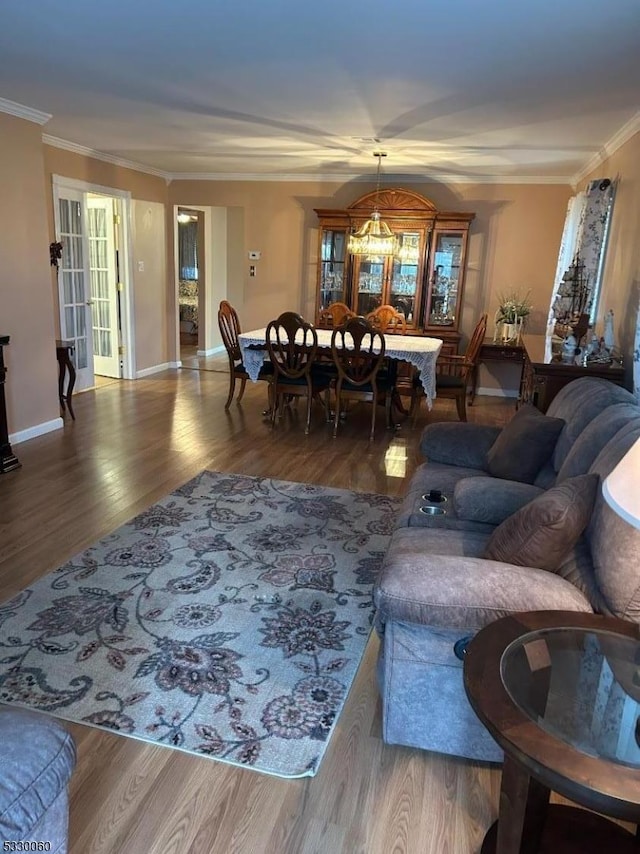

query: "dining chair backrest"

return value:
[266, 311, 318, 379]
[318, 301, 356, 328]
[462, 313, 489, 373]
[366, 304, 407, 334]
[331, 316, 386, 387]
[218, 300, 242, 362]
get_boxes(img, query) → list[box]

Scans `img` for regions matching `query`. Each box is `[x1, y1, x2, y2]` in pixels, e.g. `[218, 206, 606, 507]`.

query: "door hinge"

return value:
[118, 345, 125, 355]
[113, 214, 121, 225]
[117, 281, 124, 292]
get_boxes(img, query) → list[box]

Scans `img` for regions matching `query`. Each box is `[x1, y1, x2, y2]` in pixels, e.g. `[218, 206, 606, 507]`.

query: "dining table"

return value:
[238, 327, 443, 409]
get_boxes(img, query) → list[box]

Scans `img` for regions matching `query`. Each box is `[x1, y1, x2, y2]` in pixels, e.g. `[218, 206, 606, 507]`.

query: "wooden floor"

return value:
[1, 369, 515, 854]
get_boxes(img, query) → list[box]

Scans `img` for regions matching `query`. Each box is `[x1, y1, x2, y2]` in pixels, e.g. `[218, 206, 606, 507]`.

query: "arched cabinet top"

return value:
[347, 187, 437, 214]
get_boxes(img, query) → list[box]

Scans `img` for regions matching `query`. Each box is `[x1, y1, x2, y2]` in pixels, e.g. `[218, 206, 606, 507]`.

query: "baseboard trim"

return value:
[10, 417, 63, 445]
[476, 386, 519, 399]
[197, 345, 225, 357]
[136, 362, 179, 378]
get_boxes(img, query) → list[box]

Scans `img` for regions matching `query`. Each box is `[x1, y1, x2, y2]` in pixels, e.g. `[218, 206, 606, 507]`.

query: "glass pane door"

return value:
[390, 231, 421, 324]
[56, 191, 95, 390]
[319, 229, 347, 310]
[88, 196, 120, 378]
[355, 258, 385, 316]
[428, 231, 463, 327]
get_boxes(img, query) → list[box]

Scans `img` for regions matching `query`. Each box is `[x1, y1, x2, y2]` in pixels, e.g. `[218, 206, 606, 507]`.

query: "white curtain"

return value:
[545, 193, 586, 360]
[545, 179, 615, 360]
[579, 179, 616, 319]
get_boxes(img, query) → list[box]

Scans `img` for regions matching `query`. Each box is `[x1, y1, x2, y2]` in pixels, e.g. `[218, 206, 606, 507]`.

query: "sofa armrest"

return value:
[419, 422, 501, 469]
[374, 553, 593, 632]
[453, 477, 544, 525]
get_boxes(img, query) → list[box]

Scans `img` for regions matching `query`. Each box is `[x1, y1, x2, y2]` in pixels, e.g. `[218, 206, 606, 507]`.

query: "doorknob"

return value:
[86, 300, 94, 306]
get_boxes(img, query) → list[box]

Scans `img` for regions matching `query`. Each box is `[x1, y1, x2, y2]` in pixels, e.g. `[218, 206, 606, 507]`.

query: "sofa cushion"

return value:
[453, 477, 544, 526]
[556, 402, 640, 483]
[0, 708, 76, 841]
[374, 527, 593, 631]
[485, 404, 565, 484]
[547, 378, 637, 473]
[420, 422, 500, 469]
[586, 421, 640, 621]
[483, 473, 599, 572]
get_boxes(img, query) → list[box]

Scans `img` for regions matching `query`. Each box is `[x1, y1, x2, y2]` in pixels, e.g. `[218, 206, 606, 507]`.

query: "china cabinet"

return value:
[314, 188, 474, 354]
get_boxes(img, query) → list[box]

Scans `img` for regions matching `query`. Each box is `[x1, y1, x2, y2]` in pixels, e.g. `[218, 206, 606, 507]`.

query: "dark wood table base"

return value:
[482, 804, 640, 854]
[56, 341, 76, 420]
[0, 335, 21, 473]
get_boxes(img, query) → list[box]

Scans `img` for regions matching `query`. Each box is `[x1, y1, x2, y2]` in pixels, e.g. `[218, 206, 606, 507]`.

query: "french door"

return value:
[54, 187, 95, 391]
[88, 196, 120, 378]
[54, 187, 122, 389]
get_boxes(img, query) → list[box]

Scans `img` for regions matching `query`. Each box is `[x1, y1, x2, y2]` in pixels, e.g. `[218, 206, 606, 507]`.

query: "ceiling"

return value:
[2, 0, 639, 183]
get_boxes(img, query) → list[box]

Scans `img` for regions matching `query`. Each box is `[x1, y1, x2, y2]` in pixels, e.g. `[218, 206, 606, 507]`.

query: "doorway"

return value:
[53, 176, 135, 390]
[177, 208, 201, 368]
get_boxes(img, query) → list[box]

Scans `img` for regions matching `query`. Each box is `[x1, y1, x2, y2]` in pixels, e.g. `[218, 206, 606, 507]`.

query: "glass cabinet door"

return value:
[354, 258, 385, 316]
[319, 229, 347, 310]
[390, 231, 422, 325]
[426, 230, 464, 328]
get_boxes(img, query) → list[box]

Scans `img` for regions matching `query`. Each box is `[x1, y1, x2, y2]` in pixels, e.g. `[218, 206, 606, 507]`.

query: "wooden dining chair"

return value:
[217, 300, 272, 409]
[318, 302, 356, 328]
[330, 316, 393, 441]
[413, 313, 488, 421]
[366, 304, 407, 334]
[265, 312, 331, 434]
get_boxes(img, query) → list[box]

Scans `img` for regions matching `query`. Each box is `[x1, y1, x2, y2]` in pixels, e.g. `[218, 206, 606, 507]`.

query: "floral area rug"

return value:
[0, 472, 398, 778]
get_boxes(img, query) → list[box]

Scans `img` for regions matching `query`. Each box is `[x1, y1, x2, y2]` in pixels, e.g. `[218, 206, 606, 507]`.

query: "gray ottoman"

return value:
[0, 707, 76, 854]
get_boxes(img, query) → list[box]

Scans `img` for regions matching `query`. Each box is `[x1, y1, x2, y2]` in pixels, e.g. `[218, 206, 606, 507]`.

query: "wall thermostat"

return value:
[248, 251, 261, 260]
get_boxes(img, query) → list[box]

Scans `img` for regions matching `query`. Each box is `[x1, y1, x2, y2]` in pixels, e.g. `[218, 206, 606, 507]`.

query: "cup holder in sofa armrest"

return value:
[422, 490, 447, 504]
[419, 505, 446, 516]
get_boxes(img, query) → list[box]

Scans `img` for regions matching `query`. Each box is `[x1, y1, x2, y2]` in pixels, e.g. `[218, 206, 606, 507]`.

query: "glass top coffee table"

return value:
[463, 611, 640, 853]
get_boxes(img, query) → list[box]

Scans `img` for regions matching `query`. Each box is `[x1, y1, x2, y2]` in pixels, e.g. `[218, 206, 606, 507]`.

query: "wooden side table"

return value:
[464, 611, 640, 854]
[56, 340, 76, 420]
[471, 338, 527, 405]
[0, 335, 21, 473]
[521, 335, 626, 412]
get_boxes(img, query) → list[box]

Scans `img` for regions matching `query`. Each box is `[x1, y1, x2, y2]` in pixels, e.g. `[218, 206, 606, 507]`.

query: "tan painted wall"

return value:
[169, 179, 572, 392]
[132, 200, 169, 372]
[168, 180, 571, 341]
[0, 113, 59, 434]
[5, 124, 619, 438]
[579, 130, 640, 386]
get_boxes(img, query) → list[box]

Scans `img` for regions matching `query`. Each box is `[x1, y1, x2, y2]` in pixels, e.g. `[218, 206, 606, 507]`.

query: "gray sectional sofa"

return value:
[373, 377, 640, 761]
[0, 708, 76, 853]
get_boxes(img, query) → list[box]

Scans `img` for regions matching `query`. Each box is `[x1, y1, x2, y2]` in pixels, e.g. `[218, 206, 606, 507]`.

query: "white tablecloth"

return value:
[238, 328, 443, 407]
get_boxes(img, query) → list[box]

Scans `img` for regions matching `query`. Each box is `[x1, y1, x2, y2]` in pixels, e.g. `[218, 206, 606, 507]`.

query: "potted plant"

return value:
[494, 291, 532, 342]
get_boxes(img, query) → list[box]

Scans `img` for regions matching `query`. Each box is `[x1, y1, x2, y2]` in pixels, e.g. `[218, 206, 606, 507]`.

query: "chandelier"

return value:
[348, 152, 397, 259]
[395, 233, 421, 265]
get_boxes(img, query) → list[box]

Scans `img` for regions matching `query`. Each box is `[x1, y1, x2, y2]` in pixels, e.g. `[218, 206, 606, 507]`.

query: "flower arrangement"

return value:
[495, 291, 532, 324]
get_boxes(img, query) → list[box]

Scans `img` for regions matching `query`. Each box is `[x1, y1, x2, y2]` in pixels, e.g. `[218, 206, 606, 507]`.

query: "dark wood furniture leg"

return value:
[56, 343, 76, 420]
[0, 336, 21, 473]
[482, 754, 549, 854]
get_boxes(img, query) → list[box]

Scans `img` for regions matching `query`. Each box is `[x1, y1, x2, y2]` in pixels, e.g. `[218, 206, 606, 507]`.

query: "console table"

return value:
[56, 340, 76, 420]
[0, 335, 21, 473]
[472, 335, 626, 412]
[522, 334, 625, 412]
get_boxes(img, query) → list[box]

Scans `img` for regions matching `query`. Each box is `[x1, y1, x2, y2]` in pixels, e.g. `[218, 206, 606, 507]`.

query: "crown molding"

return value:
[42, 134, 170, 181]
[571, 110, 640, 187]
[0, 97, 51, 125]
[166, 171, 573, 185]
